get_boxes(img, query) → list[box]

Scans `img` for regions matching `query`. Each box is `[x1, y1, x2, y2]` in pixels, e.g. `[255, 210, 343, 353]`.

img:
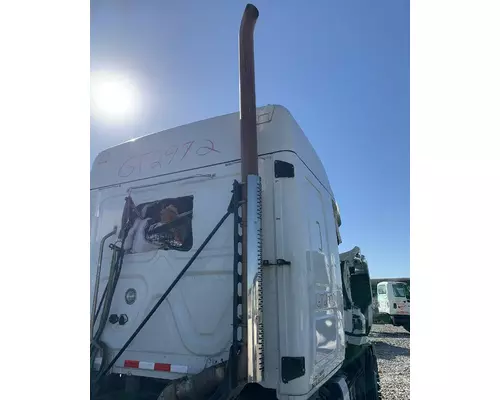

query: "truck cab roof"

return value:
[90, 105, 334, 199]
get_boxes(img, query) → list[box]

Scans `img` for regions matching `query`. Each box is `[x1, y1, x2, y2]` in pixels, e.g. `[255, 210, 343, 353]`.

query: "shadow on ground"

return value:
[371, 330, 410, 339]
[371, 341, 410, 360]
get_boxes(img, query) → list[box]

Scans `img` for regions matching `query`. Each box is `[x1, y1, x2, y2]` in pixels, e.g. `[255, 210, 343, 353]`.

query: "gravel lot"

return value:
[370, 324, 410, 400]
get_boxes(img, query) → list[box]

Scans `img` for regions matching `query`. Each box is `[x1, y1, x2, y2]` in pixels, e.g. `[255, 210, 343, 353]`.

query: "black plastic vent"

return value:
[274, 160, 295, 178]
[281, 356, 305, 383]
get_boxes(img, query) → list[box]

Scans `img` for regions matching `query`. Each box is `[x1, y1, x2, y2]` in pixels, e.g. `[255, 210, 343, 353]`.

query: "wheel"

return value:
[403, 322, 410, 332]
[351, 347, 382, 400]
[365, 349, 382, 400]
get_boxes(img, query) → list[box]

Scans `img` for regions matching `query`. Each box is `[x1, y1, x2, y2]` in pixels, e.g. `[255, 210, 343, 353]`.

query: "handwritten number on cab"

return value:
[118, 139, 220, 178]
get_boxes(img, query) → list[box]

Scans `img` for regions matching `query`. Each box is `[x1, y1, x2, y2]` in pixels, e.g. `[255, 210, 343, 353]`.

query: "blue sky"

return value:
[90, 0, 409, 278]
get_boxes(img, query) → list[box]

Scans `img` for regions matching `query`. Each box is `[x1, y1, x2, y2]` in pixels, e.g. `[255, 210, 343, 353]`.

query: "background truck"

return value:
[376, 281, 410, 332]
[90, 4, 381, 400]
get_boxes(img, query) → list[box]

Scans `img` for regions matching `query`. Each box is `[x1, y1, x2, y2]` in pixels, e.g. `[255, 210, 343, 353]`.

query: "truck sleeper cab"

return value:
[90, 105, 348, 400]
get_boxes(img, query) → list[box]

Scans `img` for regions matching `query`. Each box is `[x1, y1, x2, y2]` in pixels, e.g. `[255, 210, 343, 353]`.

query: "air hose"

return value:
[91, 244, 123, 372]
[91, 196, 136, 396]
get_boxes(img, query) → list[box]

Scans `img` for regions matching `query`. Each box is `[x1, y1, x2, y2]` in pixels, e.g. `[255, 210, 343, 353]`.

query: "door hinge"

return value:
[263, 259, 291, 266]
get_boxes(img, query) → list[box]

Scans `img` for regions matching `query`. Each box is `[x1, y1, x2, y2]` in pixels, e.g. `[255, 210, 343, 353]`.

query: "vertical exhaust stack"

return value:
[238, 4, 263, 384]
[239, 4, 259, 179]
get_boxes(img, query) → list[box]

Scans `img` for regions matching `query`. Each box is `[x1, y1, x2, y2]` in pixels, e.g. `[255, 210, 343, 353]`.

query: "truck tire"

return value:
[349, 346, 382, 400]
[365, 349, 382, 400]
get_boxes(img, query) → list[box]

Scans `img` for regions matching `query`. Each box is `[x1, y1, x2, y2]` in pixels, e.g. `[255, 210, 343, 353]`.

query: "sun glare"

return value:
[91, 72, 140, 123]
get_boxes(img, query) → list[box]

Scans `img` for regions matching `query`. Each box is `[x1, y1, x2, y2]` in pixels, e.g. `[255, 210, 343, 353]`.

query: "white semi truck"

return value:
[90, 4, 381, 400]
[376, 281, 410, 332]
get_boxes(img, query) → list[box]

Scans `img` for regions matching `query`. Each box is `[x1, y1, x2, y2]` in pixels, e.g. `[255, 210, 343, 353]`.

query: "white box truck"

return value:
[376, 281, 410, 332]
[90, 4, 381, 400]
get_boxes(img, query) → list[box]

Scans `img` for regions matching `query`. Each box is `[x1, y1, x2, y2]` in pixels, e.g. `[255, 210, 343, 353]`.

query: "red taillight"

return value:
[124, 360, 139, 368]
[154, 363, 171, 372]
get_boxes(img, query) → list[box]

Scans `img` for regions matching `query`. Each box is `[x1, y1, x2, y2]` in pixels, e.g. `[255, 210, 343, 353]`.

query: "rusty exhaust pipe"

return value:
[239, 4, 259, 180]
[238, 3, 263, 385]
